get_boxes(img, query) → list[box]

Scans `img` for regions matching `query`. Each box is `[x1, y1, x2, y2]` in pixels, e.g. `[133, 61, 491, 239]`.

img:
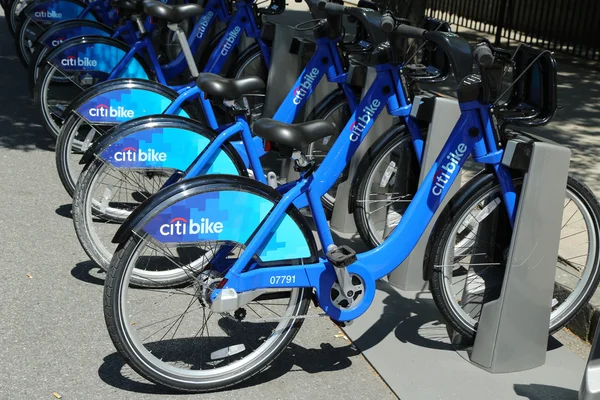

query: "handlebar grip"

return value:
[474, 43, 494, 67]
[380, 15, 395, 34]
[394, 24, 426, 39]
[317, 1, 347, 14]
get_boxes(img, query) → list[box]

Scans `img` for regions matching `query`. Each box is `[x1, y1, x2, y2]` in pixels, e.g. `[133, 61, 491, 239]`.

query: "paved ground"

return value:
[2, 3, 600, 399]
[0, 10, 396, 400]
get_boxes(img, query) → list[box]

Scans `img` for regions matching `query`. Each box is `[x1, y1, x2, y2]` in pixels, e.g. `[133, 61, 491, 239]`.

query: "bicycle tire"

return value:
[306, 89, 358, 211]
[352, 124, 421, 248]
[103, 176, 314, 391]
[427, 173, 600, 340]
[72, 120, 248, 276]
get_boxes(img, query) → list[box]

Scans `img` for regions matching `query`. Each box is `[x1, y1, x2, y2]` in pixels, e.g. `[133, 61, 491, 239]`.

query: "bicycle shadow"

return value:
[71, 261, 106, 286]
[0, 15, 55, 153]
[349, 281, 455, 353]
[98, 340, 360, 394]
[514, 383, 578, 400]
[55, 204, 73, 219]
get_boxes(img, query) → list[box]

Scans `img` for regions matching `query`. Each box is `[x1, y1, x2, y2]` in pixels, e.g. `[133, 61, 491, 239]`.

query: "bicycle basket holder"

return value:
[402, 17, 452, 83]
[496, 45, 558, 127]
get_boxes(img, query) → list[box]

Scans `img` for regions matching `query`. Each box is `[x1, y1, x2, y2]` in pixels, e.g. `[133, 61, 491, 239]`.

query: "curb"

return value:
[560, 282, 600, 342]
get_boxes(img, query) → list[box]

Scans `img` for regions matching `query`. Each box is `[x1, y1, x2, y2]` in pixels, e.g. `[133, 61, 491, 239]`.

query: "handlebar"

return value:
[473, 42, 494, 67]
[317, 0, 348, 15]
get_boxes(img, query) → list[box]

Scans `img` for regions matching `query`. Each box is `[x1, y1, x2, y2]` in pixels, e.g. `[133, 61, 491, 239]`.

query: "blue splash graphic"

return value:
[143, 191, 311, 262]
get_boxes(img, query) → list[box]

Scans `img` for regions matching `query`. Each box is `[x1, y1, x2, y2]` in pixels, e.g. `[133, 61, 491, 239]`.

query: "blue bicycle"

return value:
[54, 0, 321, 196]
[102, 4, 600, 392]
[14, 0, 121, 66]
[70, 5, 388, 278]
[34, 0, 266, 138]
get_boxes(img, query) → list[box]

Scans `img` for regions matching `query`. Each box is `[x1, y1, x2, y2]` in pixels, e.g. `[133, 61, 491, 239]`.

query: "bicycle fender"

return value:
[348, 123, 412, 214]
[422, 169, 493, 281]
[113, 175, 320, 265]
[37, 20, 112, 49]
[81, 115, 246, 176]
[44, 37, 152, 81]
[63, 78, 190, 123]
[22, 0, 98, 23]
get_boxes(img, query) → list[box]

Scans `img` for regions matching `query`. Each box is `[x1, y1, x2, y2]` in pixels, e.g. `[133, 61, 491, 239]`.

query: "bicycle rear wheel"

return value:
[35, 64, 99, 138]
[71, 122, 247, 278]
[103, 177, 315, 391]
[427, 174, 600, 340]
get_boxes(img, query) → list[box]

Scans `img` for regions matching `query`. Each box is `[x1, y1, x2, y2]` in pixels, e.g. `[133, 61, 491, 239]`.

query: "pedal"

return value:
[326, 245, 357, 269]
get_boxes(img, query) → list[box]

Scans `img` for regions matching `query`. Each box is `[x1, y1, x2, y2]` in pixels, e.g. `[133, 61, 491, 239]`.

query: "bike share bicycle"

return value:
[54, 0, 338, 198]
[69, 1, 391, 281]
[14, 0, 121, 66]
[101, 2, 600, 391]
[33, 0, 256, 138]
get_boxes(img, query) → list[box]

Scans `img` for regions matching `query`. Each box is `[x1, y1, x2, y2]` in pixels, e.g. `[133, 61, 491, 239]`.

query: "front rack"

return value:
[494, 45, 558, 128]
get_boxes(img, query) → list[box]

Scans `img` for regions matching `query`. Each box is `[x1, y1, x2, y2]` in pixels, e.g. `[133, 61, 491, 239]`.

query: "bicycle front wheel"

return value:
[428, 174, 600, 340]
[104, 228, 310, 392]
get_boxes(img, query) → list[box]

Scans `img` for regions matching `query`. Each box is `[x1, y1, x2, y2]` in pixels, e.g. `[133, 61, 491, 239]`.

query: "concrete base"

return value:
[342, 280, 586, 400]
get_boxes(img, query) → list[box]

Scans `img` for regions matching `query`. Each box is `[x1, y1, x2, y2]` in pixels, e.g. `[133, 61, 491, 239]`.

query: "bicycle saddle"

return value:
[111, 0, 143, 13]
[253, 118, 337, 149]
[143, 0, 204, 23]
[196, 73, 265, 100]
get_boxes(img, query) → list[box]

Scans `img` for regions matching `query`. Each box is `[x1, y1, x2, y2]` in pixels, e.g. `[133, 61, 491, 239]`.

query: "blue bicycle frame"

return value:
[208, 60, 518, 323]
[166, 31, 361, 190]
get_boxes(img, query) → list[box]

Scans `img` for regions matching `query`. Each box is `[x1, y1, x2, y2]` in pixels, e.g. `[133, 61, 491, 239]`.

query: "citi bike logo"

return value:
[431, 143, 468, 196]
[61, 55, 98, 67]
[349, 99, 382, 142]
[196, 11, 214, 38]
[89, 104, 134, 118]
[34, 10, 62, 18]
[113, 146, 167, 162]
[292, 68, 320, 105]
[220, 26, 242, 56]
[51, 37, 65, 46]
[159, 217, 224, 236]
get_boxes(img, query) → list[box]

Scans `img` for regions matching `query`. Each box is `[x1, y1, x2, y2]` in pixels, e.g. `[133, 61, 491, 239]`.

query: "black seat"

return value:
[143, 0, 203, 23]
[111, 0, 143, 13]
[253, 118, 337, 150]
[196, 73, 265, 100]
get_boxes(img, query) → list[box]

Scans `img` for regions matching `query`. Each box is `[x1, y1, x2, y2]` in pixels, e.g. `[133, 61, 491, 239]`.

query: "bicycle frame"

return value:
[208, 61, 518, 322]
[169, 32, 362, 187]
[103, 0, 267, 94]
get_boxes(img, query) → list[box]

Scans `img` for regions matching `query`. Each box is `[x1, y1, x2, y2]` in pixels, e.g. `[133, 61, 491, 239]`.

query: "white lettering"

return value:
[195, 11, 214, 38]
[349, 99, 382, 142]
[112, 148, 168, 163]
[159, 218, 224, 236]
[292, 67, 320, 105]
[220, 26, 242, 56]
[431, 143, 468, 196]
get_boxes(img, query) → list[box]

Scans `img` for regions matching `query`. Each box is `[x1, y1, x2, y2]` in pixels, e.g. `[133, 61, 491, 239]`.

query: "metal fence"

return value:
[426, 0, 600, 60]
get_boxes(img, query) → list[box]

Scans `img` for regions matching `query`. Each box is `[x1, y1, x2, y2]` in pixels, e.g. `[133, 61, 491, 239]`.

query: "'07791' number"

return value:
[269, 275, 296, 285]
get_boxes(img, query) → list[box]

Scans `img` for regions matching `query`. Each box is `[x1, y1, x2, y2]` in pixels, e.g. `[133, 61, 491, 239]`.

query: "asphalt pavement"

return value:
[0, 10, 396, 400]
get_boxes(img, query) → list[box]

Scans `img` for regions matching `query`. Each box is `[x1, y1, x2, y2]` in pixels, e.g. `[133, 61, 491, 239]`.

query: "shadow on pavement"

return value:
[98, 340, 361, 394]
[350, 281, 455, 352]
[55, 203, 72, 219]
[0, 15, 55, 152]
[71, 261, 106, 286]
[514, 383, 579, 400]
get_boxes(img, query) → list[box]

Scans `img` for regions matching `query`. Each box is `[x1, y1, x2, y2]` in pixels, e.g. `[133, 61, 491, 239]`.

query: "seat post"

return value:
[167, 23, 199, 78]
[133, 15, 146, 35]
